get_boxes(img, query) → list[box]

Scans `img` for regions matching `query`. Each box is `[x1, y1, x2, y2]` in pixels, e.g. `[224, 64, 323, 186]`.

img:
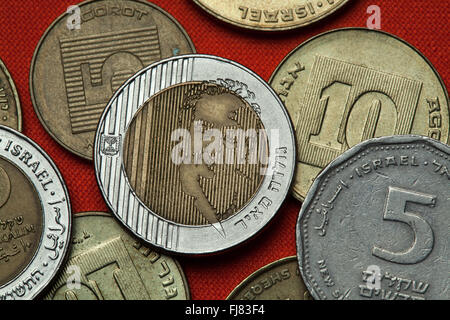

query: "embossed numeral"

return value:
[310, 81, 397, 151]
[372, 186, 436, 264]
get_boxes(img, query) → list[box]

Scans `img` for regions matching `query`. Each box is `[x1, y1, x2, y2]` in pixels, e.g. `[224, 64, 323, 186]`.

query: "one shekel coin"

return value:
[30, 0, 195, 160]
[95, 54, 295, 254]
[270, 28, 449, 201]
[227, 256, 312, 300]
[44, 212, 190, 300]
[0, 126, 71, 300]
[297, 135, 449, 300]
[0, 58, 22, 131]
[193, 0, 349, 31]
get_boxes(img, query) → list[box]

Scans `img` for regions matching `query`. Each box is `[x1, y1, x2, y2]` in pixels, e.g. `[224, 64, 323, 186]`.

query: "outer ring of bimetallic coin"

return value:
[193, 0, 350, 31]
[226, 256, 299, 300]
[0, 59, 22, 132]
[94, 54, 296, 255]
[29, 0, 196, 160]
[0, 126, 71, 300]
[269, 27, 450, 202]
[296, 134, 450, 300]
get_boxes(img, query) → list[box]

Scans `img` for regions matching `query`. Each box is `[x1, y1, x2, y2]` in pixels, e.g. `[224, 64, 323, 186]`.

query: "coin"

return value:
[95, 54, 295, 254]
[0, 126, 71, 300]
[30, 0, 195, 160]
[297, 135, 449, 300]
[0, 59, 22, 131]
[193, 0, 349, 31]
[270, 28, 449, 201]
[43, 212, 190, 300]
[227, 256, 311, 300]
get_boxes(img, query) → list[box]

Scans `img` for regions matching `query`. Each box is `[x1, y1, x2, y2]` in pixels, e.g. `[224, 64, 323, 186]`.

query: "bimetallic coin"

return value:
[0, 59, 21, 131]
[193, 0, 349, 31]
[227, 256, 312, 300]
[95, 54, 295, 254]
[44, 212, 190, 300]
[31, 0, 195, 160]
[297, 135, 450, 300]
[0, 126, 71, 300]
[270, 28, 449, 201]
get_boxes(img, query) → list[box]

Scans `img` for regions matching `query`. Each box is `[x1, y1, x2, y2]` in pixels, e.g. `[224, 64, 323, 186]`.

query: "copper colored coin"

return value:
[193, 0, 349, 31]
[227, 256, 312, 300]
[0, 59, 21, 131]
[30, 0, 195, 160]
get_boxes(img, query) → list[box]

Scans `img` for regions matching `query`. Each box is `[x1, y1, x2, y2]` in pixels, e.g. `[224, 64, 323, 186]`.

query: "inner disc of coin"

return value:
[123, 82, 268, 226]
[0, 156, 43, 285]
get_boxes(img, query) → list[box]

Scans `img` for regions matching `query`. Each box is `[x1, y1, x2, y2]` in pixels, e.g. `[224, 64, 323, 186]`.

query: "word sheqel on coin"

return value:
[44, 212, 190, 300]
[30, 0, 195, 160]
[95, 54, 295, 255]
[270, 28, 449, 201]
[0, 126, 71, 300]
[297, 135, 449, 300]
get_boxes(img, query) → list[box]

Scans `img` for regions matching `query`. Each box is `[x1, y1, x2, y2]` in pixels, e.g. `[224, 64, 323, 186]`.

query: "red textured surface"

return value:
[0, 0, 447, 300]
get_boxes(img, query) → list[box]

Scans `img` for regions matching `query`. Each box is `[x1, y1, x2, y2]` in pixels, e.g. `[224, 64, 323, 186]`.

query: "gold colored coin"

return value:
[193, 0, 349, 31]
[44, 212, 190, 300]
[123, 82, 267, 226]
[227, 256, 312, 300]
[30, 0, 195, 160]
[0, 59, 21, 131]
[270, 28, 449, 201]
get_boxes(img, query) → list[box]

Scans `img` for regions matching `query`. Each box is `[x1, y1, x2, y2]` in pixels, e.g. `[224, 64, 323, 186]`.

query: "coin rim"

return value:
[192, 0, 350, 31]
[29, 0, 197, 160]
[0, 58, 22, 132]
[0, 125, 72, 300]
[94, 54, 296, 255]
[269, 27, 450, 202]
[226, 256, 298, 300]
[295, 134, 450, 300]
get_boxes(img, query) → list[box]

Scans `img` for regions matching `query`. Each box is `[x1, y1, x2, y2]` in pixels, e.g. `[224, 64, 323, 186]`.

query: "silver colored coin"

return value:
[94, 54, 295, 254]
[0, 126, 71, 300]
[297, 135, 449, 300]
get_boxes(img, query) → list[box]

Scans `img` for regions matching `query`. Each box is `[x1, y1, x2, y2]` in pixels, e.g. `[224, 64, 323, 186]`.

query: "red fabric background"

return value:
[0, 0, 447, 300]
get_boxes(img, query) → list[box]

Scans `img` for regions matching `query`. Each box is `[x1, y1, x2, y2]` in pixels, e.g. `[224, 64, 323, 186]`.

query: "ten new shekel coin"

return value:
[0, 126, 71, 300]
[0, 59, 21, 131]
[30, 0, 195, 160]
[44, 212, 190, 300]
[297, 135, 449, 300]
[270, 28, 449, 201]
[193, 0, 349, 31]
[227, 256, 311, 300]
[95, 54, 295, 255]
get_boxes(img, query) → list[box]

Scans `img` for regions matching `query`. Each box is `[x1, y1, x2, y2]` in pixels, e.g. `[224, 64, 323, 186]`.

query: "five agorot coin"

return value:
[30, 0, 195, 160]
